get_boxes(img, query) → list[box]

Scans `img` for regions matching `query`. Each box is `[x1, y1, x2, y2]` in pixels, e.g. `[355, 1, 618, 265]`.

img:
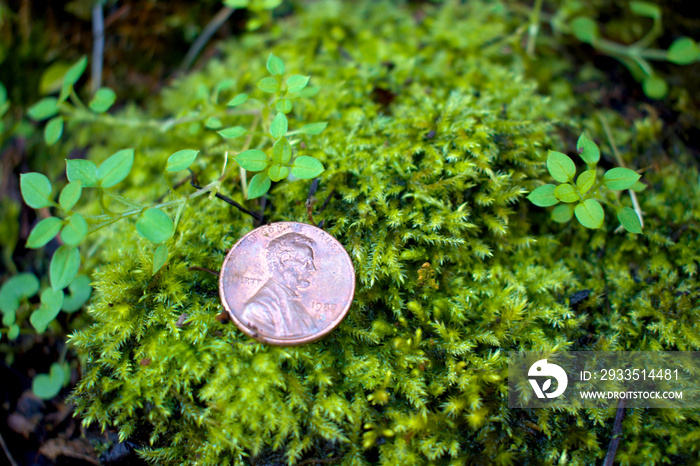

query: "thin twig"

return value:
[91, 2, 105, 94]
[598, 114, 644, 229]
[189, 266, 219, 277]
[180, 6, 235, 72]
[603, 399, 626, 466]
[190, 181, 264, 223]
[0, 431, 19, 466]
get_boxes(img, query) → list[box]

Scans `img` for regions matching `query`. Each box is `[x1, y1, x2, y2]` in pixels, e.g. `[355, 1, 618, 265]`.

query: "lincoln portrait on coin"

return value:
[241, 233, 319, 336]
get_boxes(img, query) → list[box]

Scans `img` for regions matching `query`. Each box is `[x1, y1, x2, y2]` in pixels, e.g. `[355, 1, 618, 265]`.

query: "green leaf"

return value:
[286, 75, 310, 93]
[39, 62, 71, 95]
[570, 17, 598, 43]
[667, 37, 699, 65]
[59, 181, 82, 211]
[166, 149, 199, 172]
[50, 245, 81, 291]
[0, 273, 40, 315]
[270, 112, 288, 138]
[136, 208, 174, 244]
[63, 55, 88, 88]
[30, 288, 64, 333]
[257, 77, 280, 93]
[44, 116, 64, 146]
[89, 87, 117, 113]
[152, 244, 168, 275]
[576, 169, 596, 195]
[20, 173, 53, 209]
[574, 199, 605, 229]
[266, 53, 285, 76]
[62, 274, 92, 312]
[291, 156, 324, 179]
[618, 207, 642, 234]
[3, 310, 15, 326]
[212, 78, 235, 103]
[66, 159, 98, 187]
[527, 184, 558, 207]
[218, 126, 247, 139]
[26, 217, 63, 249]
[247, 173, 271, 199]
[630, 180, 647, 192]
[27, 97, 59, 121]
[32, 363, 65, 399]
[551, 203, 575, 223]
[642, 75, 667, 99]
[268, 165, 289, 182]
[205, 117, 223, 129]
[97, 148, 134, 188]
[7, 324, 19, 340]
[0, 82, 5, 105]
[554, 183, 579, 203]
[60, 213, 88, 246]
[296, 85, 320, 98]
[227, 93, 248, 107]
[223, 0, 250, 7]
[603, 167, 641, 190]
[546, 151, 576, 183]
[235, 149, 268, 172]
[630, 1, 661, 20]
[576, 133, 600, 165]
[271, 138, 292, 164]
[297, 122, 328, 135]
[275, 98, 293, 113]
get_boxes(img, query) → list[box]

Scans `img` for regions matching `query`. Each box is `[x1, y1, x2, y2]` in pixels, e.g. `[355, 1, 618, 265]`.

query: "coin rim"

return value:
[219, 221, 355, 345]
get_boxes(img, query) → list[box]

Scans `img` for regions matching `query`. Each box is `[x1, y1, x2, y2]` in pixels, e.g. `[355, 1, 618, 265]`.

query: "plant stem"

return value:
[526, 0, 544, 56]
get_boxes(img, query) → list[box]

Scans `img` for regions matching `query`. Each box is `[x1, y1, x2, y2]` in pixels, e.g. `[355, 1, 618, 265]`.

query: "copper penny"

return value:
[219, 222, 355, 345]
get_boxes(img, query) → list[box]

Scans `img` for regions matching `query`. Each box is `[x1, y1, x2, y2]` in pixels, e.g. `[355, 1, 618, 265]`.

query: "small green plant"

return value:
[527, 132, 645, 233]
[567, 1, 700, 99]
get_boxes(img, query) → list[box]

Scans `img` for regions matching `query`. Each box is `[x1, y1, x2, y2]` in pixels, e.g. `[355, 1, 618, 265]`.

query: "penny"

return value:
[219, 222, 355, 345]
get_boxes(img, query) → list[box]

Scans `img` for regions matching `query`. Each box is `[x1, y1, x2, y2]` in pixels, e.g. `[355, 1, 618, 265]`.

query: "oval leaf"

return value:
[28, 97, 59, 121]
[32, 363, 65, 399]
[136, 208, 174, 244]
[66, 159, 98, 187]
[247, 173, 271, 199]
[59, 181, 82, 211]
[227, 93, 248, 107]
[26, 217, 63, 249]
[266, 53, 285, 76]
[618, 207, 642, 234]
[50, 245, 81, 291]
[218, 126, 247, 139]
[576, 133, 600, 165]
[270, 112, 288, 139]
[60, 213, 88, 246]
[603, 167, 641, 190]
[62, 274, 92, 312]
[97, 148, 134, 188]
[257, 77, 280, 93]
[291, 156, 324, 179]
[235, 149, 268, 172]
[205, 117, 222, 129]
[166, 149, 199, 172]
[527, 184, 558, 207]
[576, 169, 596, 195]
[30, 288, 64, 333]
[0, 273, 40, 314]
[642, 75, 667, 99]
[271, 138, 292, 164]
[268, 165, 289, 182]
[298, 122, 328, 135]
[574, 199, 605, 229]
[551, 203, 575, 223]
[547, 151, 576, 183]
[570, 17, 598, 43]
[63, 56, 88, 87]
[286, 74, 310, 93]
[89, 87, 117, 113]
[554, 183, 579, 203]
[275, 98, 293, 113]
[20, 173, 53, 209]
[44, 116, 64, 146]
[667, 37, 699, 65]
[152, 244, 169, 275]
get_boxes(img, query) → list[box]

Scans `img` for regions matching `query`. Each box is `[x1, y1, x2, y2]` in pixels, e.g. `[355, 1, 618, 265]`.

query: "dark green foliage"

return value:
[66, 1, 699, 465]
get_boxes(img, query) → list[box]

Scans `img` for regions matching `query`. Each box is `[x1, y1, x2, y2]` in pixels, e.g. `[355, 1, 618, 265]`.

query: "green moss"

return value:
[68, 1, 699, 464]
